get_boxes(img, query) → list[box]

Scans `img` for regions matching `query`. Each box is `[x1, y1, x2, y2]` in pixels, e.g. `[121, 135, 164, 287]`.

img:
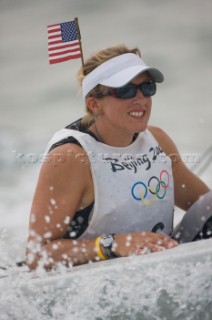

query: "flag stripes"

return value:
[47, 21, 81, 65]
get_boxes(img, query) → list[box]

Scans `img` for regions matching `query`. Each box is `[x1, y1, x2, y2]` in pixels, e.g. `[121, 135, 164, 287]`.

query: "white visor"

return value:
[82, 53, 164, 98]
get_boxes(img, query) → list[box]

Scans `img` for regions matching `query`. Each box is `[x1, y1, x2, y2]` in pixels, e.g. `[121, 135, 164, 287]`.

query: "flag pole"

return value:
[75, 17, 85, 73]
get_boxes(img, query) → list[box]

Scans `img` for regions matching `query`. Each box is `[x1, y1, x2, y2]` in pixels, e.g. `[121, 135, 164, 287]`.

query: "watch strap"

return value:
[100, 234, 117, 259]
[95, 236, 107, 260]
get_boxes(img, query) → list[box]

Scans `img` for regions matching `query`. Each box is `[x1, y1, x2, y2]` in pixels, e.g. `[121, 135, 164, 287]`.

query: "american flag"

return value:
[47, 20, 81, 64]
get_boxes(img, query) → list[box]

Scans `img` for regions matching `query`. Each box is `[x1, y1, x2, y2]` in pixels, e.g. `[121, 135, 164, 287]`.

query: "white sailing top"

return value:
[45, 128, 175, 239]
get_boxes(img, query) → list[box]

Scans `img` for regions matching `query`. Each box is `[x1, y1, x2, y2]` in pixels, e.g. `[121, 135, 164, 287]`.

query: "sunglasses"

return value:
[91, 81, 156, 99]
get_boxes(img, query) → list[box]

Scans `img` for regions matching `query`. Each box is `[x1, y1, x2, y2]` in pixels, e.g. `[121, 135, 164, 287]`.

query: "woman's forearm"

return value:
[26, 231, 178, 271]
[26, 238, 98, 270]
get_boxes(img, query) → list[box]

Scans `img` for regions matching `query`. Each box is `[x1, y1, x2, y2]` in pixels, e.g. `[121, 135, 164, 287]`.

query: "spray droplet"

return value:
[44, 215, 50, 223]
[64, 216, 71, 225]
[44, 232, 52, 239]
[50, 198, 56, 205]
[70, 231, 77, 238]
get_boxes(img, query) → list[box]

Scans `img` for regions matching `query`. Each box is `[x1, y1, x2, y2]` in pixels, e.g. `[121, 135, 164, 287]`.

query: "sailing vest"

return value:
[45, 128, 175, 240]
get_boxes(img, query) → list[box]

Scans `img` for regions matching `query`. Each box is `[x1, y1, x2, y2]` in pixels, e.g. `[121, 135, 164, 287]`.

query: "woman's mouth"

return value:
[129, 111, 144, 118]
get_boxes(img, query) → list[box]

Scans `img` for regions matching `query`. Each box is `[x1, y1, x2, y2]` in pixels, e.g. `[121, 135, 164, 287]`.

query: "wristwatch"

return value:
[100, 234, 117, 259]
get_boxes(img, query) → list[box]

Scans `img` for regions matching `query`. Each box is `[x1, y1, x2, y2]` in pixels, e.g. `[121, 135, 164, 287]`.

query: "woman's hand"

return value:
[113, 232, 178, 256]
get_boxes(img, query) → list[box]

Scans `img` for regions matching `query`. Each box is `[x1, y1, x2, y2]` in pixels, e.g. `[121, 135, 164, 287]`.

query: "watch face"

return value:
[101, 235, 113, 248]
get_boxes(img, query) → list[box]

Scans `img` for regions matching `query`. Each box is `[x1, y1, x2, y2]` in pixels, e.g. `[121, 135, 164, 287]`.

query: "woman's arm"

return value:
[149, 126, 210, 210]
[26, 143, 98, 270]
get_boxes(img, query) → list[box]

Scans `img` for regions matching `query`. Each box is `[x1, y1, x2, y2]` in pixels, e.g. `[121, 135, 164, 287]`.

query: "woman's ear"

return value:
[86, 96, 102, 115]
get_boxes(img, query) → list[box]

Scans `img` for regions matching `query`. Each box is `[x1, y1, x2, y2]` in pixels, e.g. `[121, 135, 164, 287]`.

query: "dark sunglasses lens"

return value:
[115, 85, 136, 99]
[141, 82, 156, 97]
[115, 82, 156, 99]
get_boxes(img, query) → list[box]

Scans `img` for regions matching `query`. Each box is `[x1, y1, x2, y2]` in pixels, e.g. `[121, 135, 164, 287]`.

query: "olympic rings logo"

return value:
[131, 170, 170, 206]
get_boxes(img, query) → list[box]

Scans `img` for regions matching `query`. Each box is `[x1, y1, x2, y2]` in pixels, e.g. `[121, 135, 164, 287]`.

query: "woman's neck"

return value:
[89, 122, 136, 147]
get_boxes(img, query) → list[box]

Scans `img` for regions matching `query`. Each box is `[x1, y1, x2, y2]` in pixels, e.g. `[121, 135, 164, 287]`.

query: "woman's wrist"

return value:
[95, 234, 119, 259]
[112, 234, 123, 257]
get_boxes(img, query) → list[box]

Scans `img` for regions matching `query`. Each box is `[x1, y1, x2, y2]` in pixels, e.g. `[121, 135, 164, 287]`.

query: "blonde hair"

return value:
[77, 44, 141, 128]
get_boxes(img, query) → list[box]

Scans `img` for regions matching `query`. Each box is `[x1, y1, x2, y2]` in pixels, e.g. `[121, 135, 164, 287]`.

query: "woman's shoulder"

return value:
[147, 125, 179, 158]
[147, 125, 168, 138]
[47, 142, 90, 169]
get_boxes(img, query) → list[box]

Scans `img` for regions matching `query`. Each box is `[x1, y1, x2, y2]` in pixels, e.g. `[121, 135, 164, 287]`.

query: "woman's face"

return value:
[97, 72, 153, 135]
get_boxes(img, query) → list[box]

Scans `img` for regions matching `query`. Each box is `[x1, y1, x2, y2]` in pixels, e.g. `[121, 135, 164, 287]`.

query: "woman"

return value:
[26, 44, 211, 270]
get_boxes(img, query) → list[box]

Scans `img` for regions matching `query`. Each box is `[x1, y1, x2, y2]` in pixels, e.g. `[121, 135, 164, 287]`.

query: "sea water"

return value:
[0, 0, 212, 318]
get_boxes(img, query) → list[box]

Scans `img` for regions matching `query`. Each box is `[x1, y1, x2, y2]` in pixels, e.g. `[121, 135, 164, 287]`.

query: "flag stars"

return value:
[61, 21, 78, 42]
